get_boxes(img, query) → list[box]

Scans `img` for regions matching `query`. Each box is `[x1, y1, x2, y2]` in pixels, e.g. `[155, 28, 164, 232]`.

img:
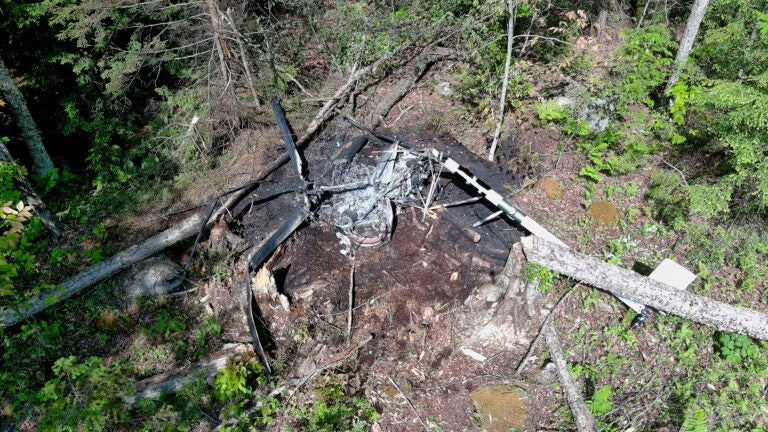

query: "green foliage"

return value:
[214, 363, 252, 401]
[526, 263, 557, 293]
[305, 379, 378, 432]
[646, 170, 688, 229]
[39, 356, 131, 431]
[689, 80, 768, 215]
[679, 405, 708, 432]
[687, 181, 733, 219]
[697, 0, 767, 80]
[603, 237, 636, 265]
[667, 76, 700, 126]
[536, 100, 569, 123]
[536, 100, 592, 138]
[677, 0, 768, 218]
[586, 385, 613, 417]
[0, 161, 25, 202]
[715, 333, 760, 365]
[0, 201, 36, 296]
[146, 309, 187, 340]
[613, 25, 675, 106]
[207, 354, 280, 430]
[575, 125, 659, 183]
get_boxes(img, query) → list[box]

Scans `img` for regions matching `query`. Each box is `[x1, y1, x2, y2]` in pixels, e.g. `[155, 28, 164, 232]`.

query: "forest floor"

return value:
[110, 60, 687, 431]
[5, 13, 768, 432]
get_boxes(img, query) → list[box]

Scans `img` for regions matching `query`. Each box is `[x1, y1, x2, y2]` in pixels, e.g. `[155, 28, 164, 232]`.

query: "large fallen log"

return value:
[0, 213, 203, 327]
[521, 236, 768, 340]
[123, 343, 249, 405]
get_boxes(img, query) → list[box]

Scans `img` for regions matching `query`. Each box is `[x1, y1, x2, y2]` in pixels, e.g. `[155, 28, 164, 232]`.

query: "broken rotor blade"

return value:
[246, 206, 310, 375]
[271, 97, 305, 183]
[272, 97, 311, 209]
[433, 150, 566, 246]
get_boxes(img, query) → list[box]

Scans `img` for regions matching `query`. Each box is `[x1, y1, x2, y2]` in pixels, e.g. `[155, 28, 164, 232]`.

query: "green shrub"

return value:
[38, 356, 131, 431]
[586, 385, 613, 417]
[646, 170, 688, 229]
[613, 25, 676, 107]
[305, 379, 378, 432]
[0, 201, 36, 297]
[715, 333, 760, 365]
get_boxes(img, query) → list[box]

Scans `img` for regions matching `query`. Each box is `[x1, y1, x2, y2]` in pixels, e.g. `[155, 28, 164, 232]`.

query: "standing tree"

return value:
[665, 0, 711, 95]
[488, 0, 517, 161]
[0, 55, 55, 179]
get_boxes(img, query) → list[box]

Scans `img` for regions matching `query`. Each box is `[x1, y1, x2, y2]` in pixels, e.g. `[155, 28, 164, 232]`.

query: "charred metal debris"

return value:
[197, 98, 552, 373]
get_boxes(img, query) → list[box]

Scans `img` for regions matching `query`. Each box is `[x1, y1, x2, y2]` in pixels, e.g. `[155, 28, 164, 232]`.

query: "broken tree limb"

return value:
[0, 213, 204, 327]
[299, 38, 413, 144]
[0, 140, 61, 237]
[521, 236, 768, 340]
[516, 283, 579, 374]
[123, 343, 249, 405]
[543, 322, 599, 432]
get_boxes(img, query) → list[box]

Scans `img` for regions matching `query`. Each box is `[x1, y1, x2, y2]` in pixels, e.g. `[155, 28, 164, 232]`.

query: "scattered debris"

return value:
[118, 254, 183, 299]
[460, 347, 487, 362]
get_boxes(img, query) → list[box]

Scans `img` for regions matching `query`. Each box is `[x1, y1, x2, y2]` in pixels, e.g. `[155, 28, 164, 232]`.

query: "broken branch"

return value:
[543, 322, 599, 432]
[521, 236, 768, 340]
[488, 0, 517, 161]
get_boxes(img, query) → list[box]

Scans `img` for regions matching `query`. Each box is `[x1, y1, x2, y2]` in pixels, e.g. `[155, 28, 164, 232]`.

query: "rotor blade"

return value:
[271, 97, 304, 181]
[518, 216, 566, 247]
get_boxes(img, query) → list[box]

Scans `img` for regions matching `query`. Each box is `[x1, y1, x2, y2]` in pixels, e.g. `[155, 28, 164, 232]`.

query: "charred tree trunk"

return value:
[0, 55, 55, 178]
[521, 236, 768, 340]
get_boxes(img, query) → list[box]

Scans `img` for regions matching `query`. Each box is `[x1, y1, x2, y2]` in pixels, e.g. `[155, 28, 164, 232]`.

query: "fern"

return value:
[691, 80, 768, 214]
[586, 385, 613, 417]
[680, 406, 708, 432]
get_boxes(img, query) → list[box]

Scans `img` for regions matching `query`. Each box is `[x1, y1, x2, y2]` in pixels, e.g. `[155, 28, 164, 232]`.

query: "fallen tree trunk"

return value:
[124, 343, 249, 405]
[521, 236, 768, 340]
[0, 213, 204, 327]
[543, 322, 599, 432]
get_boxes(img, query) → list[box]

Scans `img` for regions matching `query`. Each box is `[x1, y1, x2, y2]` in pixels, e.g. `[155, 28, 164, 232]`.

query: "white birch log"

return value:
[521, 236, 768, 340]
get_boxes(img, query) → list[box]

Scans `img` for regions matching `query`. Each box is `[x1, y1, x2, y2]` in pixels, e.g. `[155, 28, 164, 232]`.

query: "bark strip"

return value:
[521, 236, 768, 340]
[0, 214, 204, 327]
